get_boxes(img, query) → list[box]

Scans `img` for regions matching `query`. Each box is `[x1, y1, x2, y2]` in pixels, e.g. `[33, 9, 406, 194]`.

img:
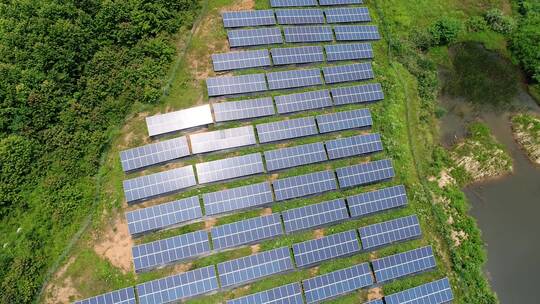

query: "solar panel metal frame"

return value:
[292, 230, 361, 268]
[123, 166, 197, 203]
[203, 182, 274, 216]
[319, 0, 363, 5]
[282, 198, 349, 233]
[189, 126, 256, 154]
[347, 185, 408, 218]
[264, 142, 328, 171]
[316, 108, 373, 134]
[217, 247, 294, 288]
[334, 25, 381, 41]
[322, 62, 374, 84]
[335, 159, 395, 188]
[271, 45, 324, 65]
[126, 196, 202, 236]
[146, 105, 213, 137]
[212, 49, 271, 71]
[266, 68, 323, 90]
[136, 266, 219, 304]
[196, 153, 265, 184]
[372, 246, 436, 283]
[256, 117, 318, 143]
[283, 26, 334, 43]
[273, 170, 338, 201]
[331, 83, 384, 105]
[222, 10, 276, 28]
[359, 215, 422, 250]
[275, 9, 325, 24]
[270, 0, 318, 7]
[74, 287, 136, 304]
[325, 7, 371, 23]
[120, 136, 190, 173]
[226, 282, 304, 304]
[132, 231, 210, 273]
[228, 27, 283, 47]
[274, 89, 332, 114]
[325, 133, 383, 160]
[384, 278, 454, 304]
[325, 43, 374, 62]
[211, 214, 283, 250]
[212, 97, 275, 122]
[207, 73, 268, 96]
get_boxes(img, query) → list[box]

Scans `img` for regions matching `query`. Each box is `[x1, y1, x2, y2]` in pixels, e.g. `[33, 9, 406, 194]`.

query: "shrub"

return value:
[485, 8, 516, 34]
[429, 17, 463, 46]
[466, 15, 489, 32]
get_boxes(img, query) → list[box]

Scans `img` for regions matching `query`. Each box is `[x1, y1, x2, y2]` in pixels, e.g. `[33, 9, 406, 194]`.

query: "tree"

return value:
[429, 17, 463, 46]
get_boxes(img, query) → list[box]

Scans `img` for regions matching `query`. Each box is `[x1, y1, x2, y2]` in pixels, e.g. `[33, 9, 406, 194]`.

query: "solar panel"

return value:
[123, 166, 196, 203]
[267, 68, 322, 90]
[331, 83, 384, 105]
[270, 0, 318, 7]
[211, 214, 283, 250]
[385, 278, 454, 304]
[74, 287, 136, 304]
[264, 142, 328, 171]
[212, 49, 271, 71]
[203, 182, 274, 216]
[283, 26, 334, 43]
[146, 105, 213, 137]
[325, 7, 371, 23]
[189, 126, 256, 154]
[322, 62, 374, 84]
[207, 73, 267, 96]
[282, 199, 349, 233]
[136, 266, 219, 304]
[359, 215, 422, 250]
[325, 43, 373, 62]
[126, 196, 202, 236]
[226, 282, 304, 304]
[365, 300, 384, 304]
[217, 247, 294, 288]
[132, 231, 210, 272]
[120, 137, 190, 172]
[325, 133, 383, 160]
[212, 97, 275, 122]
[222, 10, 276, 28]
[276, 9, 325, 24]
[372, 246, 436, 283]
[228, 27, 283, 47]
[334, 25, 381, 41]
[292, 230, 360, 267]
[319, 0, 363, 5]
[274, 89, 332, 114]
[302, 263, 374, 304]
[196, 153, 265, 184]
[273, 170, 338, 201]
[335, 159, 395, 188]
[271, 46, 324, 65]
[347, 185, 408, 218]
[256, 117, 318, 143]
[316, 109, 372, 134]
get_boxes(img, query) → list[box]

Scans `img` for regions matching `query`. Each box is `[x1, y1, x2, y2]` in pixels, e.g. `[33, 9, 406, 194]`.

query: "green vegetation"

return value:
[512, 113, 540, 164]
[510, 1, 540, 83]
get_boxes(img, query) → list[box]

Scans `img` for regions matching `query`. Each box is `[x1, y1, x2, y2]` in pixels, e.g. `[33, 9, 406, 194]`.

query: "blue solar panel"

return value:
[365, 300, 384, 304]
[331, 83, 384, 105]
[207, 73, 267, 96]
[271, 46, 324, 65]
[120, 137, 190, 172]
[283, 26, 334, 43]
[228, 27, 283, 47]
[196, 153, 265, 184]
[385, 278, 454, 304]
[316, 109, 372, 134]
[334, 25, 381, 41]
[222, 10, 276, 28]
[325, 133, 383, 160]
[276, 9, 325, 24]
[325, 7, 371, 23]
[271, 0, 318, 7]
[74, 287, 136, 304]
[212, 49, 271, 71]
[322, 62, 374, 84]
[126, 196, 202, 236]
[292, 230, 361, 267]
[347, 185, 408, 218]
[217, 247, 294, 288]
[132, 231, 210, 272]
[203, 182, 274, 216]
[325, 43, 373, 61]
[336, 159, 395, 188]
[302, 263, 374, 304]
[264, 142, 328, 171]
[282, 199, 349, 233]
[274, 89, 332, 114]
[212, 97, 275, 122]
[256, 117, 318, 143]
[226, 282, 304, 304]
[190, 126, 256, 154]
[211, 214, 283, 250]
[319, 0, 363, 5]
[372, 246, 436, 283]
[273, 170, 338, 201]
[267, 68, 322, 90]
[359, 215, 422, 250]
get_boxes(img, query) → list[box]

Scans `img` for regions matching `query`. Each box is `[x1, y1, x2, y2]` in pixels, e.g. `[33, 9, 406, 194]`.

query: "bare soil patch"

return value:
[93, 215, 133, 272]
[44, 257, 80, 304]
[367, 286, 384, 301]
[313, 229, 325, 239]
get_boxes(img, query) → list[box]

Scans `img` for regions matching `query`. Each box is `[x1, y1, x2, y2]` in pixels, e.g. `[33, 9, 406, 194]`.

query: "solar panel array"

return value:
[325, 7, 371, 23]
[203, 182, 274, 216]
[274, 89, 332, 114]
[189, 126, 256, 154]
[323, 62, 374, 84]
[207, 73, 267, 96]
[336, 158, 395, 188]
[282, 198, 348, 233]
[271, 45, 324, 65]
[331, 83, 384, 105]
[276, 9, 325, 24]
[385, 278, 454, 304]
[212, 97, 275, 122]
[196, 153, 265, 184]
[264, 142, 328, 171]
[222, 10, 276, 28]
[74, 287, 136, 304]
[267, 68, 322, 90]
[359, 215, 422, 250]
[325, 43, 373, 61]
[316, 108, 373, 133]
[283, 26, 333, 42]
[365, 300, 384, 304]
[226, 282, 304, 304]
[256, 117, 318, 143]
[270, 0, 318, 7]
[146, 105, 213, 137]
[319, 0, 363, 5]
[120, 136, 190, 173]
[228, 27, 283, 47]
[292, 230, 361, 267]
[325, 133, 383, 160]
[212, 49, 271, 71]
[334, 25, 381, 41]
[348, 185, 408, 218]
[372, 246, 436, 283]
[273, 170, 337, 201]
[211, 214, 283, 250]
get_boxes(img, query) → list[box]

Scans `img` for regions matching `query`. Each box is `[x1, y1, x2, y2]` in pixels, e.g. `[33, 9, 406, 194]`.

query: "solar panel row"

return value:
[222, 10, 276, 28]
[385, 278, 454, 304]
[372, 245, 436, 283]
[74, 287, 136, 304]
[146, 105, 213, 137]
[223, 8, 371, 26]
[120, 136, 190, 172]
[190, 126, 256, 154]
[293, 229, 361, 267]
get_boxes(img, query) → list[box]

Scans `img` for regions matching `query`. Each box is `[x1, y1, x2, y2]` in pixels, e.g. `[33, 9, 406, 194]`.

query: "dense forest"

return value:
[0, 0, 200, 302]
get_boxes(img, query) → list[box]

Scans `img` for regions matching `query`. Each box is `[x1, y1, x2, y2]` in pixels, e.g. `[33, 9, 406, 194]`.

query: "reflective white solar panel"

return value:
[264, 142, 328, 171]
[325, 7, 371, 23]
[267, 68, 322, 90]
[276, 9, 325, 24]
[222, 10, 276, 28]
[274, 89, 332, 114]
[136, 266, 219, 304]
[126, 196, 202, 236]
[302, 263, 374, 304]
[347, 185, 407, 218]
[282, 199, 349, 233]
[283, 26, 334, 43]
[120, 136, 190, 172]
[385, 278, 454, 304]
[211, 214, 283, 250]
[316, 108, 372, 134]
[271, 46, 324, 65]
[256, 117, 318, 143]
[273, 170, 338, 201]
[325, 43, 373, 61]
[334, 25, 381, 41]
[335, 159, 395, 188]
[319, 0, 363, 5]
[196, 153, 265, 184]
[146, 105, 213, 137]
[207, 73, 267, 96]
[74, 287, 136, 304]
[217, 247, 294, 288]
[271, 0, 318, 7]
[123, 166, 197, 203]
[322, 62, 374, 84]
[132, 231, 210, 272]
[212, 98, 275, 122]
[203, 182, 274, 216]
[189, 126, 256, 154]
[292, 230, 360, 267]
[226, 283, 304, 304]
[212, 50, 271, 71]
[228, 27, 283, 47]
[331, 83, 384, 105]
[372, 246, 436, 283]
[359, 215, 422, 250]
[325, 133, 383, 160]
